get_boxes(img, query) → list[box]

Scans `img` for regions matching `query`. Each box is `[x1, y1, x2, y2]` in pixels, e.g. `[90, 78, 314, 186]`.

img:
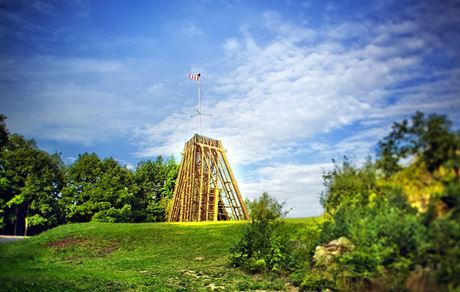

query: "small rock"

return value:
[313, 236, 354, 266]
[194, 256, 205, 261]
[206, 283, 225, 290]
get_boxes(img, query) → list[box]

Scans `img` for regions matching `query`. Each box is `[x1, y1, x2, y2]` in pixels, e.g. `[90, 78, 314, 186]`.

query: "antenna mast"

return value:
[189, 73, 211, 133]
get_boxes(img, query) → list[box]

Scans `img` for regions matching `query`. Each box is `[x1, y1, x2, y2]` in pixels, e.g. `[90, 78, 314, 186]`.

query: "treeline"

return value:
[231, 112, 460, 290]
[0, 115, 178, 236]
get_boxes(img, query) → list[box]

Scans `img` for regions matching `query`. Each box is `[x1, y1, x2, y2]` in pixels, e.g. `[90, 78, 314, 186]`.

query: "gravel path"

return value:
[0, 235, 29, 243]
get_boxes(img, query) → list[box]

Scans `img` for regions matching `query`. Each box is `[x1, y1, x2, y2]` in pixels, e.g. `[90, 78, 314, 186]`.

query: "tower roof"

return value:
[186, 134, 221, 149]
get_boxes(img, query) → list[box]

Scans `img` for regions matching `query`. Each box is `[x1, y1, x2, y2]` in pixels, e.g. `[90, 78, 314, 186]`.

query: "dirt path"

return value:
[0, 235, 29, 243]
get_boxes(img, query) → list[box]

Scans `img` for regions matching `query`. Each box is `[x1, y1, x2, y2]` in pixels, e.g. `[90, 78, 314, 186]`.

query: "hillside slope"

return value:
[0, 219, 316, 291]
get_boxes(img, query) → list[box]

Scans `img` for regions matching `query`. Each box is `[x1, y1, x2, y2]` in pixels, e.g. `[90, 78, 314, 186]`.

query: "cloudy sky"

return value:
[1, 0, 459, 217]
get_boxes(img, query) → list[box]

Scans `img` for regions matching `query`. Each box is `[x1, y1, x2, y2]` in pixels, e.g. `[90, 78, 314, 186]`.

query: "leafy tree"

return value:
[377, 111, 459, 175]
[62, 153, 138, 223]
[135, 156, 178, 222]
[0, 134, 64, 235]
[61, 153, 103, 222]
[320, 157, 378, 216]
[0, 114, 8, 230]
[0, 114, 8, 148]
[420, 179, 460, 289]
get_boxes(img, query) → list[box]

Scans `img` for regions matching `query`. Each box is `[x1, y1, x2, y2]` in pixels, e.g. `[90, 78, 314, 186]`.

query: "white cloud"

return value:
[182, 23, 205, 36]
[65, 156, 77, 164]
[263, 11, 315, 41]
[147, 83, 164, 94]
[32, 0, 56, 16]
[115, 158, 135, 170]
[223, 38, 241, 55]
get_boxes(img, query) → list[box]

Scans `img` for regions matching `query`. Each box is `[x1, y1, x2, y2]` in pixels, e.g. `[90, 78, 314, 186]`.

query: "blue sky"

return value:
[1, 0, 459, 217]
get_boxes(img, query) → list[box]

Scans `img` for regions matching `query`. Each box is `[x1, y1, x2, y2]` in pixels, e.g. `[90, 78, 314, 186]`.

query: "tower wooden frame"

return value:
[169, 134, 250, 222]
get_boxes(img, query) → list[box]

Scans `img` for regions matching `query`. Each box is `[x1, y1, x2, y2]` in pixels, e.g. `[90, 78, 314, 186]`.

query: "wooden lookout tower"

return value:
[169, 134, 250, 222]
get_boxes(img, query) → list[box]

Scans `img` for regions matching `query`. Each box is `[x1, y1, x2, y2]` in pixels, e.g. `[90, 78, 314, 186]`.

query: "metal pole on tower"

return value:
[189, 72, 210, 134]
[198, 78, 201, 133]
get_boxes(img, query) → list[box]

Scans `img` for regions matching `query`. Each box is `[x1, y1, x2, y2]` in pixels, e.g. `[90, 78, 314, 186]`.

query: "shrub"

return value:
[230, 192, 293, 273]
[422, 180, 460, 289]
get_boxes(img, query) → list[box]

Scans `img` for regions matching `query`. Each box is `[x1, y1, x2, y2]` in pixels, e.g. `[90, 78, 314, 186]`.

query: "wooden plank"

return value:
[169, 144, 186, 222]
[213, 188, 219, 221]
[193, 142, 225, 152]
[198, 145, 204, 220]
[219, 141, 250, 220]
[204, 149, 212, 221]
[209, 152, 238, 219]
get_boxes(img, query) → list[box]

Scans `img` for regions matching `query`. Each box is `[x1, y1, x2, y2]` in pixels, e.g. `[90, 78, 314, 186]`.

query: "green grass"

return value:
[0, 217, 321, 291]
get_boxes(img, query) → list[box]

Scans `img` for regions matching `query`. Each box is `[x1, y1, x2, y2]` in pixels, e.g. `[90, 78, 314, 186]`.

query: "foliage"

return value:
[135, 156, 178, 222]
[61, 153, 138, 223]
[230, 192, 293, 273]
[0, 114, 8, 149]
[377, 111, 459, 175]
[61, 153, 178, 224]
[320, 157, 377, 216]
[313, 192, 426, 289]
[421, 179, 460, 289]
[0, 134, 65, 235]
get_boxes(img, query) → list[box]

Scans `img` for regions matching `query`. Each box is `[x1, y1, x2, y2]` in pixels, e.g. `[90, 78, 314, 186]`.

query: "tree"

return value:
[0, 114, 8, 230]
[0, 114, 8, 148]
[62, 153, 138, 223]
[0, 134, 64, 235]
[377, 111, 459, 175]
[61, 153, 103, 222]
[135, 156, 178, 222]
[320, 157, 378, 216]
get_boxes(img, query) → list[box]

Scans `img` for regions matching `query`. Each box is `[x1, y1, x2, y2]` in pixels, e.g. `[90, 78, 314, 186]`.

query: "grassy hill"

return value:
[0, 218, 319, 291]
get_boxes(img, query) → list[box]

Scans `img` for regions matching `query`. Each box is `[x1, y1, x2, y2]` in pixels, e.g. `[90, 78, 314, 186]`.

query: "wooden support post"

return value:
[198, 145, 204, 220]
[213, 188, 219, 221]
[205, 152, 212, 220]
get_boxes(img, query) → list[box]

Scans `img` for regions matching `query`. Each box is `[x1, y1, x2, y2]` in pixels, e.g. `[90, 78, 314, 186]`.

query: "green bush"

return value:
[301, 270, 334, 291]
[230, 193, 293, 273]
[423, 183, 460, 289]
[312, 193, 426, 289]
